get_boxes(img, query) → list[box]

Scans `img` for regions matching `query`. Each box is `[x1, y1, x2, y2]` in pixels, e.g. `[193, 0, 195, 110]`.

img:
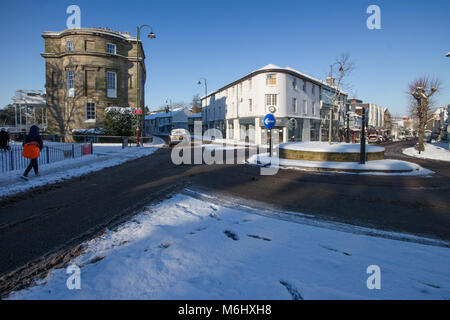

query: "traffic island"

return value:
[248, 142, 433, 175]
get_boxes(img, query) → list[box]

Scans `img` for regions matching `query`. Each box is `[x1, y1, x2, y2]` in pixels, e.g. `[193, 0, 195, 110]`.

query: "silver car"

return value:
[169, 128, 190, 146]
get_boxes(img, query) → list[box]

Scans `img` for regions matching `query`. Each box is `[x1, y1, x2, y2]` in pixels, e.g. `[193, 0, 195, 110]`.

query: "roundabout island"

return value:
[249, 142, 432, 175]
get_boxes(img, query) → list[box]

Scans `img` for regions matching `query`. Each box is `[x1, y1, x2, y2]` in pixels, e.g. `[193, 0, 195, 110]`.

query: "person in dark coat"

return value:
[0, 128, 10, 151]
[21, 125, 44, 178]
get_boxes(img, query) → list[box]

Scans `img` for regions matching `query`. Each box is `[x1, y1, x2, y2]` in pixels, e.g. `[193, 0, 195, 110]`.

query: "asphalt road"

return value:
[0, 140, 449, 296]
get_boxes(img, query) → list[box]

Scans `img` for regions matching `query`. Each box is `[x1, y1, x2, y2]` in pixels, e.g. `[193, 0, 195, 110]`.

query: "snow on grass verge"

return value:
[7, 192, 449, 300]
[403, 142, 450, 162]
[247, 154, 433, 176]
[0, 137, 165, 199]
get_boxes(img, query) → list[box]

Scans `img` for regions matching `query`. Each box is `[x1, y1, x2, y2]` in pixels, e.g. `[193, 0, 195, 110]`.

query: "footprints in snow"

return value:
[158, 241, 173, 249]
[280, 280, 303, 300]
[247, 234, 272, 241]
[223, 230, 272, 242]
[224, 230, 239, 241]
[320, 244, 352, 256]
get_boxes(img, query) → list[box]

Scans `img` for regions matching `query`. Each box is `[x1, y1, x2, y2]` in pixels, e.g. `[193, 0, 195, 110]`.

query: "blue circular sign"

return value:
[263, 113, 276, 129]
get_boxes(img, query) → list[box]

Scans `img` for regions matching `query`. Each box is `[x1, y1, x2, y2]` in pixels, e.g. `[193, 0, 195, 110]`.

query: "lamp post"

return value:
[136, 24, 156, 146]
[197, 78, 207, 132]
[197, 78, 207, 102]
[166, 99, 172, 132]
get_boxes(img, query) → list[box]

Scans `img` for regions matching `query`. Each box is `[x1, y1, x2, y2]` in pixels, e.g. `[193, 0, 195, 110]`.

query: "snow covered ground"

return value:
[0, 137, 165, 199]
[247, 154, 433, 176]
[403, 142, 450, 161]
[7, 191, 449, 300]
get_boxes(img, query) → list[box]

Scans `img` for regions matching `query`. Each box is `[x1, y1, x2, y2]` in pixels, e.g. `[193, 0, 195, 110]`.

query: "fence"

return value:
[0, 143, 92, 173]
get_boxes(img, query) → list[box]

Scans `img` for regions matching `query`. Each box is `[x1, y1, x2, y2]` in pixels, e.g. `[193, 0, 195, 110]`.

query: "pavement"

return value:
[0, 139, 449, 296]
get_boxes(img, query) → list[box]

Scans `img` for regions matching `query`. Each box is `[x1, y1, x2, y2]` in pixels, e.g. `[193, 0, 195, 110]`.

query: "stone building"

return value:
[41, 28, 146, 135]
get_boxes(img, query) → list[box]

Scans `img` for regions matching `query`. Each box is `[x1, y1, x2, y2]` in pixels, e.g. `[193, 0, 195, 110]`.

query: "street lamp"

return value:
[197, 78, 207, 102]
[136, 24, 156, 146]
[166, 98, 172, 132]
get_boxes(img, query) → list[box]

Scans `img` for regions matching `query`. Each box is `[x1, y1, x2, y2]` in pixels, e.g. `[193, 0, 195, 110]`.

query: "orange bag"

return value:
[22, 141, 40, 159]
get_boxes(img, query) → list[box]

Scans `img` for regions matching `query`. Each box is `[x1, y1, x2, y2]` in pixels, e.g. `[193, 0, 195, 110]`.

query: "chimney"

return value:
[326, 77, 335, 87]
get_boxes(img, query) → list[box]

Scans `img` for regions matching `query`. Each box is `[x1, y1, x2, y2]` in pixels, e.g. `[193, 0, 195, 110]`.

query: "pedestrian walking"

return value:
[0, 128, 10, 151]
[21, 125, 43, 180]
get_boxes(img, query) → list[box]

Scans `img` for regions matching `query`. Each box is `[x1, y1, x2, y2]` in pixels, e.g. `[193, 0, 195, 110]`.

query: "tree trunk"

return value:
[328, 108, 333, 144]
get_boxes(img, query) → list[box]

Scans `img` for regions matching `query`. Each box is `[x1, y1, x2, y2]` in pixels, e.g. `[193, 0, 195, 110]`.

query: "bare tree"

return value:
[322, 53, 355, 144]
[46, 56, 84, 140]
[408, 76, 441, 153]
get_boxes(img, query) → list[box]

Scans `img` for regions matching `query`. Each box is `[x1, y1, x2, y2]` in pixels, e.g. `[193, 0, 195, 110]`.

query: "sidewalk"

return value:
[0, 137, 165, 199]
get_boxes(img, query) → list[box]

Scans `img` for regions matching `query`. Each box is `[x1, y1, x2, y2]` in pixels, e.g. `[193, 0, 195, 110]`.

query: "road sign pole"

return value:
[360, 110, 366, 164]
[269, 129, 272, 157]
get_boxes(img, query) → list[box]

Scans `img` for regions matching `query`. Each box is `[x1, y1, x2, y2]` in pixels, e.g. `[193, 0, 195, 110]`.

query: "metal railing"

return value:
[0, 143, 86, 173]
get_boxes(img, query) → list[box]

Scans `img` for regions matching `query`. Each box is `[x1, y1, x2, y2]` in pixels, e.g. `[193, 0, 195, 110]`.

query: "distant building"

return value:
[355, 103, 385, 132]
[200, 64, 348, 144]
[145, 106, 202, 135]
[11, 90, 47, 131]
[41, 28, 147, 135]
[383, 108, 392, 136]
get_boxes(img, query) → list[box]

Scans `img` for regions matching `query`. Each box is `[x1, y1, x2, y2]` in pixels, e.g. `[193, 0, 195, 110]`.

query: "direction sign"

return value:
[263, 113, 276, 129]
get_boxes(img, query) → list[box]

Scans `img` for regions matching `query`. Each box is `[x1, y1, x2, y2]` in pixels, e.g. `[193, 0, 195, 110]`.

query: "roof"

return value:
[42, 28, 137, 41]
[200, 64, 348, 100]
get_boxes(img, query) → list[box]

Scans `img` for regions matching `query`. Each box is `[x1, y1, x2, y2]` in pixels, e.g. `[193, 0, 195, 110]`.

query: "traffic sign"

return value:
[134, 109, 143, 115]
[263, 113, 276, 129]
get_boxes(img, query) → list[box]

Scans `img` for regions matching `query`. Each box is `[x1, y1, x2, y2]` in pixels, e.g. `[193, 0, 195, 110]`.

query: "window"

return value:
[302, 81, 306, 92]
[265, 94, 277, 106]
[312, 84, 315, 95]
[107, 71, 117, 98]
[66, 70, 74, 97]
[312, 101, 316, 115]
[303, 100, 307, 114]
[85, 40, 95, 51]
[66, 40, 74, 52]
[249, 99, 252, 112]
[292, 98, 297, 113]
[248, 78, 252, 90]
[85, 103, 96, 121]
[107, 43, 116, 54]
[266, 74, 276, 85]
[292, 78, 297, 89]
[228, 121, 234, 139]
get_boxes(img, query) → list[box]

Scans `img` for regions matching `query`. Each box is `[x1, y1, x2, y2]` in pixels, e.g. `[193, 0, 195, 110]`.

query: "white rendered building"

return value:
[201, 64, 348, 144]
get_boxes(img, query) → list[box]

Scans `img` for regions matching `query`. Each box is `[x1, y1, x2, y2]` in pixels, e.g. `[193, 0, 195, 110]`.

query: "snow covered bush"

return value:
[103, 106, 137, 137]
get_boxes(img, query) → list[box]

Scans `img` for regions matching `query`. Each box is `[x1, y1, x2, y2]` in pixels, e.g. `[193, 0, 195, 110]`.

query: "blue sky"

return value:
[0, 0, 449, 116]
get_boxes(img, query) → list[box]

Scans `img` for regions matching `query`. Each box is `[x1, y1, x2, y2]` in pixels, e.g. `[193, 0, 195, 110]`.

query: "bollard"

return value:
[72, 144, 75, 158]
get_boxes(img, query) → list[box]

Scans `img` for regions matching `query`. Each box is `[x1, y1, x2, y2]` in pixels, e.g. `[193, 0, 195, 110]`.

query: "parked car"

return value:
[169, 128, 190, 146]
[368, 135, 379, 144]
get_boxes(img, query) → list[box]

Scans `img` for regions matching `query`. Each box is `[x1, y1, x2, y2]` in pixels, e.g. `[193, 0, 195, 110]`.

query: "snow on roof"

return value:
[202, 64, 348, 99]
[145, 106, 192, 120]
[12, 90, 46, 106]
[258, 63, 281, 70]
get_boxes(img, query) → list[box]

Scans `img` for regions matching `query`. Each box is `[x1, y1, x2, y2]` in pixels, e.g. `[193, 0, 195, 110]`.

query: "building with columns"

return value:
[200, 64, 348, 144]
[41, 28, 146, 135]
